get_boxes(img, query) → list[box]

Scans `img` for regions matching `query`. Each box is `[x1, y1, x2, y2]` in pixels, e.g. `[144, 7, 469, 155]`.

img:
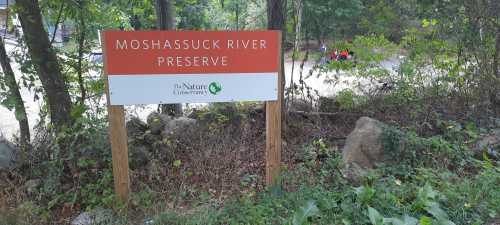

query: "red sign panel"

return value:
[104, 30, 280, 75]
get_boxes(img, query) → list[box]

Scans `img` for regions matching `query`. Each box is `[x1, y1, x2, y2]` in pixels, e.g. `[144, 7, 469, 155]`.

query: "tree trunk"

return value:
[76, 1, 86, 105]
[492, 27, 500, 112]
[267, 0, 286, 31]
[314, 19, 321, 47]
[235, 3, 239, 30]
[0, 38, 30, 149]
[266, 0, 286, 186]
[494, 27, 500, 79]
[16, 0, 73, 131]
[155, 0, 182, 116]
[267, 0, 286, 108]
[288, 0, 303, 108]
[294, 0, 303, 52]
[155, 0, 175, 30]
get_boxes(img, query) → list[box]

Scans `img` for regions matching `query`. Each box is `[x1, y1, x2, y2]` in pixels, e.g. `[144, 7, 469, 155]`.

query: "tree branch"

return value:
[50, 1, 65, 45]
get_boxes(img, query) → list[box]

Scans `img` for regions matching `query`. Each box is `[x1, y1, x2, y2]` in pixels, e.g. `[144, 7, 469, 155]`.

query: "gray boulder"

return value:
[129, 145, 150, 169]
[72, 212, 93, 225]
[71, 208, 115, 225]
[163, 117, 197, 135]
[342, 117, 386, 181]
[147, 112, 172, 135]
[473, 129, 500, 158]
[288, 98, 314, 112]
[0, 138, 17, 170]
[126, 117, 148, 138]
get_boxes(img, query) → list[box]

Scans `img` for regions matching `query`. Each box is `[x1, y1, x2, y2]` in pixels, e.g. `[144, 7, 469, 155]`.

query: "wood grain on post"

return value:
[101, 31, 130, 202]
[107, 105, 130, 202]
[265, 32, 283, 186]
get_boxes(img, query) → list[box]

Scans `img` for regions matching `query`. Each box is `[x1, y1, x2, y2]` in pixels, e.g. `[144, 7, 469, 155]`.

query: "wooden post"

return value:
[102, 32, 130, 202]
[107, 105, 130, 202]
[265, 32, 283, 186]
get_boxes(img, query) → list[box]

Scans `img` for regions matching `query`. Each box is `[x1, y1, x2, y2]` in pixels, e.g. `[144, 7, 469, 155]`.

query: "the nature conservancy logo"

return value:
[173, 82, 222, 96]
[208, 82, 222, 95]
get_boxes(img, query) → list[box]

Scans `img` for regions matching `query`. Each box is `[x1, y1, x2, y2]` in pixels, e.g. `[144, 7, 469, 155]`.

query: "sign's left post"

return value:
[101, 32, 130, 203]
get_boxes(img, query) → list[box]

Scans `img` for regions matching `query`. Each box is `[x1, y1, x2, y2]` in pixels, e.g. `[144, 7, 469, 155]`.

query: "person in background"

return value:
[330, 49, 338, 62]
[339, 49, 349, 61]
[319, 43, 328, 64]
[320, 43, 327, 54]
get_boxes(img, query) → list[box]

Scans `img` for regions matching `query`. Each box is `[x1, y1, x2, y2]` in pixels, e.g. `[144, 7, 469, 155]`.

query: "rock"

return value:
[289, 98, 314, 112]
[318, 96, 340, 113]
[0, 138, 17, 170]
[147, 112, 172, 135]
[163, 117, 197, 135]
[129, 145, 150, 169]
[342, 117, 385, 169]
[72, 212, 92, 225]
[24, 179, 41, 195]
[342, 117, 386, 182]
[71, 208, 115, 225]
[187, 108, 199, 119]
[126, 117, 147, 138]
[473, 129, 500, 158]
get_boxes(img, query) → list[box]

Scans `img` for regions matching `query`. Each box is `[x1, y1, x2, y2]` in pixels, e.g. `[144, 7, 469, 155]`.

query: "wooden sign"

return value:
[101, 30, 282, 202]
[104, 31, 280, 105]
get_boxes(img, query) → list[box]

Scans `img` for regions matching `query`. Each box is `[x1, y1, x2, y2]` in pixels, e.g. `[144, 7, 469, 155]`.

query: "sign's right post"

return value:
[265, 32, 283, 186]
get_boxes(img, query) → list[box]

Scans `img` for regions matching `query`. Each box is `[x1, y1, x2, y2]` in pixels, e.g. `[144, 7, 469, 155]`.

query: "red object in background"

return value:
[340, 50, 348, 58]
[330, 51, 337, 61]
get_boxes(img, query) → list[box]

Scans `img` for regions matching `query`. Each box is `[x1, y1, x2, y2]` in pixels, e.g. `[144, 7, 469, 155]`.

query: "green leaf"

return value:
[0, 95, 16, 110]
[422, 19, 430, 28]
[367, 207, 384, 225]
[425, 202, 449, 221]
[386, 217, 404, 225]
[342, 219, 352, 225]
[437, 219, 456, 225]
[173, 159, 182, 168]
[387, 215, 418, 225]
[418, 183, 438, 201]
[292, 200, 319, 225]
[355, 186, 376, 205]
[420, 216, 432, 225]
[402, 215, 419, 225]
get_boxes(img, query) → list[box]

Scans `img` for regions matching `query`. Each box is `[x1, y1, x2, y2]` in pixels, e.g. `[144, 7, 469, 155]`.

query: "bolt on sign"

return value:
[102, 30, 283, 202]
[104, 31, 280, 105]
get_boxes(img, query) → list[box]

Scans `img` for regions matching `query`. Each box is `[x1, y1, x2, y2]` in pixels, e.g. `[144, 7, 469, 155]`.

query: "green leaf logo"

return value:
[208, 82, 222, 95]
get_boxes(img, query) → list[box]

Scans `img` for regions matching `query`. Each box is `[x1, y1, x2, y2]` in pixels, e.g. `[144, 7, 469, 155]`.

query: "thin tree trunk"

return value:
[314, 20, 321, 47]
[0, 38, 30, 149]
[494, 27, 500, 79]
[295, 0, 302, 50]
[288, 0, 303, 108]
[492, 27, 500, 112]
[235, 2, 239, 30]
[49, 0, 65, 45]
[16, 0, 73, 132]
[76, 1, 86, 105]
[155, 0, 182, 116]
